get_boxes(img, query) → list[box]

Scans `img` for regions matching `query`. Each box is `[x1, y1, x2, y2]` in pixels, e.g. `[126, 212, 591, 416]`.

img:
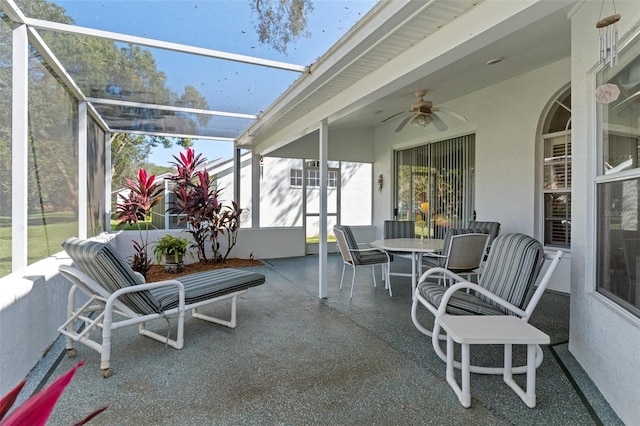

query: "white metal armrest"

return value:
[418, 266, 467, 284]
[436, 281, 527, 319]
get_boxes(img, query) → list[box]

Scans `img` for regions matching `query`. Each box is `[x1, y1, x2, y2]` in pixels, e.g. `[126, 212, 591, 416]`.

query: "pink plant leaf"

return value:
[0, 380, 26, 420]
[137, 168, 148, 185]
[0, 362, 85, 426]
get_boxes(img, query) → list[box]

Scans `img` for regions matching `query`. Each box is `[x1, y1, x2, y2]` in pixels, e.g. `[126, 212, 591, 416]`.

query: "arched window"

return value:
[540, 90, 571, 248]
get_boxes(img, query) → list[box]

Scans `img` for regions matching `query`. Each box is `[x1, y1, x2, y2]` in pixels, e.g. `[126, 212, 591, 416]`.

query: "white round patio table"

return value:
[370, 238, 444, 295]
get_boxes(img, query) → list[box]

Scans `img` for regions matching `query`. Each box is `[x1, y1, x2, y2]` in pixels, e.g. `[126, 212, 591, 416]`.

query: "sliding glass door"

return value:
[394, 135, 475, 238]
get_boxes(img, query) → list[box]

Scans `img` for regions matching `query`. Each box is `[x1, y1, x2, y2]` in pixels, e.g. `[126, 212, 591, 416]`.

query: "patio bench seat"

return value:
[150, 268, 266, 309]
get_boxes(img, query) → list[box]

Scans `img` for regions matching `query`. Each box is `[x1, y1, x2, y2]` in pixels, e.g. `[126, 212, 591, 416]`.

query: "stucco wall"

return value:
[570, 2, 640, 423]
[0, 257, 72, 395]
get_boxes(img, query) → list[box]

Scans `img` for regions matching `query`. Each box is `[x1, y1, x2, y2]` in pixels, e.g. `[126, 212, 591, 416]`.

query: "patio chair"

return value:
[57, 237, 265, 377]
[384, 220, 416, 240]
[420, 232, 490, 283]
[468, 221, 501, 259]
[421, 228, 480, 273]
[383, 220, 416, 293]
[467, 221, 501, 246]
[411, 233, 564, 375]
[334, 225, 393, 298]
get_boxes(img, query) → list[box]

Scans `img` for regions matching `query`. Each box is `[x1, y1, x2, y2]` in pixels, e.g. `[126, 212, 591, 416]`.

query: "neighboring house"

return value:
[148, 154, 372, 242]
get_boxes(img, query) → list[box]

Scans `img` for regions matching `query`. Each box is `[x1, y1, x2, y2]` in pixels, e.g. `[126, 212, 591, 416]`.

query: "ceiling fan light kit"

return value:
[411, 114, 431, 127]
[380, 90, 466, 133]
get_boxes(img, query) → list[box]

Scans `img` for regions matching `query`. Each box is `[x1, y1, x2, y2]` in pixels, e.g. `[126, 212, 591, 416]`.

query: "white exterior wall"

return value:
[374, 59, 572, 292]
[260, 157, 304, 228]
[0, 257, 72, 395]
[570, 2, 640, 424]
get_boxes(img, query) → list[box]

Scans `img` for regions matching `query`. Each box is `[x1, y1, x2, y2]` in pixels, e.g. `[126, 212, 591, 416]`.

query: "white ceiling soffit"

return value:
[239, 0, 574, 155]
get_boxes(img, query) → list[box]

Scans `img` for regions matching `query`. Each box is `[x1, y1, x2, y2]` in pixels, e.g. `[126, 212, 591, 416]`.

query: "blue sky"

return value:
[53, 0, 377, 165]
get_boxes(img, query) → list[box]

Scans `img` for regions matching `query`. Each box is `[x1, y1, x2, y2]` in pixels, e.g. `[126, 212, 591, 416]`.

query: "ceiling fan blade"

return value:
[380, 111, 409, 124]
[395, 115, 412, 132]
[431, 112, 448, 132]
[432, 107, 467, 122]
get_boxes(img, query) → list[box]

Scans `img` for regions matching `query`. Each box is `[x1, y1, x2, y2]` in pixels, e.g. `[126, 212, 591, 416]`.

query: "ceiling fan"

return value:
[380, 90, 466, 132]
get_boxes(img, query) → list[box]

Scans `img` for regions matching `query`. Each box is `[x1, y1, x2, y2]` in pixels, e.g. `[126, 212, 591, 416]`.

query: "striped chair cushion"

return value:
[150, 268, 266, 310]
[417, 281, 505, 316]
[334, 225, 362, 262]
[422, 228, 480, 269]
[468, 221, 501, 245]
[384, 221, 415, 239]
[357, 251, 392, 266]
[335, 224, 391, 266]
[418, 233, 543, 316]
[61, 238, 162, 315]
[477, 233, 544, 310]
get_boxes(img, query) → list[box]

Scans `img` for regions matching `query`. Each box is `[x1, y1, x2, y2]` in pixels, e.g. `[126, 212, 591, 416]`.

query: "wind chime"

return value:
[597, 0, 621, 67]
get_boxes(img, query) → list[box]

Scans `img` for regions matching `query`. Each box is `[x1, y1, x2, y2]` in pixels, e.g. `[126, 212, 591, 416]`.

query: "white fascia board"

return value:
[239, 1, 427, 144]
[252, 0, 574, 154]
[86, 98, 257, 120]
[24, 17, 307, 73]
[109, 128, 236, 142]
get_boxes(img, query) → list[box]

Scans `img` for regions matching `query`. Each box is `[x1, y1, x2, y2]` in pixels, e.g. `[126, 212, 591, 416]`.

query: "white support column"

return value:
[233, 143, 241, 206]
[251, 151, 261, 229]
[12, 24, 28, 274]
[78, 101, 88, 238]
[319, 120, 329, 299]
[105, 132, 112, 232]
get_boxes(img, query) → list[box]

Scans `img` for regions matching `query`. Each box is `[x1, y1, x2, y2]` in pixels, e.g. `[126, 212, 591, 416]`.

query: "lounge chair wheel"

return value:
[67, 348, 77, 358]
[101, 368, 113, 378]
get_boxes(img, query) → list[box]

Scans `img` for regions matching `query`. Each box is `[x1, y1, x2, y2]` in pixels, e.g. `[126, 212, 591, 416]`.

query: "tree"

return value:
[110, 133, 192, 191]
[250, 0, 314, 54]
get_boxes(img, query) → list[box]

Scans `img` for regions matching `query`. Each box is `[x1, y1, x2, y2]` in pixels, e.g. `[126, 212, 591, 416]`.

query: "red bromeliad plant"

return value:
[169, 149, 210, 262]
[116, 168, 164, 277]
[168, 148, 243, 263]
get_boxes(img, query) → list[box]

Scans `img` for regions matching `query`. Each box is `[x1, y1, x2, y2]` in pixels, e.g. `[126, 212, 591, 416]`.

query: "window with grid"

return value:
[327, 170, 337, 188]
[543, 135, 572, 248]
[291, 168, 338, 188]
[307, 169, 320, 187]
[290, 169, 303, 187]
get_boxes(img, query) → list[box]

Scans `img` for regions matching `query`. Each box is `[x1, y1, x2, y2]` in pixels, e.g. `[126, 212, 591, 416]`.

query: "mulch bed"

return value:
[145, 258, 263, 282]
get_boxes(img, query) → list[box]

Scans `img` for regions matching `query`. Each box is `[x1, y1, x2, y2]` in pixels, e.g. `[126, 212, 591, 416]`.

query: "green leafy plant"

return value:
[152, 235, 191, 264]
[115, 168, 164, 277]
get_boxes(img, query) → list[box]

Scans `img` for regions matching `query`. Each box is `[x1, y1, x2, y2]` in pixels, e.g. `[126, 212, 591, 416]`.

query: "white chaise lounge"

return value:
[58, 237, 265, 377]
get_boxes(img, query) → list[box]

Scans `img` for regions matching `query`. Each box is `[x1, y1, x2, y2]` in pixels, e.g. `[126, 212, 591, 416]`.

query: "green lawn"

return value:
[110, 219, 154, 231]
[306, 235, 337, 244]
[0, 215, 79, 277]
